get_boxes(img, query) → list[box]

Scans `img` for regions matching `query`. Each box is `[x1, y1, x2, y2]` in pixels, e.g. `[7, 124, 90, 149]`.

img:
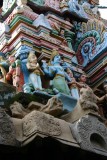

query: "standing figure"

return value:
[0, 55, 8, 83]
[66, 68, 79, 99]
[0, 66, 7, 83]
[42, 49, 70, 95]
[6, 56, 21, 90]
[26, 51, 44, 91]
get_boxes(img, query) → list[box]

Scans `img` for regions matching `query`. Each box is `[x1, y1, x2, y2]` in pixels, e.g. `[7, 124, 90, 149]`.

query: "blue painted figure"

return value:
[42, 49, 70, 95]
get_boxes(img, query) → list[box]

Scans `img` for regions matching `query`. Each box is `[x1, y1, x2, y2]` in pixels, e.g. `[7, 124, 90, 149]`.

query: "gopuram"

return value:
[0, 0, 107, 159]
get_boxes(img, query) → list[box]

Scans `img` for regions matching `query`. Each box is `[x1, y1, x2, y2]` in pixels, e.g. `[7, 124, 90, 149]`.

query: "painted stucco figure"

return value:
[66, 68, 79, 99]
[42, 49, 70, 95]
[6, 56, 21, 90]
[0, 55, 8, 83]
[26, 51, 44, 91]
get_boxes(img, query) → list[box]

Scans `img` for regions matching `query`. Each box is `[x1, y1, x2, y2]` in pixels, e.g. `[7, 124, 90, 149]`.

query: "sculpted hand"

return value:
[41, 60, 46, 63]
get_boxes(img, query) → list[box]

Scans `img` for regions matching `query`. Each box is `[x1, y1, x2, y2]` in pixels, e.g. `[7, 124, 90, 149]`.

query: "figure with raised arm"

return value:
[42, 49, 70, 95]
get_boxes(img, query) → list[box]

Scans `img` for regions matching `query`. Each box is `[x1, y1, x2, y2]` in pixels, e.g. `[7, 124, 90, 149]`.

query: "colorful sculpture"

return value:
[26, 51, 44, 91]
[76, 19, 107, 67]
[0, 54, 8, 83]
[6, 56, 21, 91]
[42, 49, 70, 95]
[66, 68, 80, 99]
[77, 73, 89, 89]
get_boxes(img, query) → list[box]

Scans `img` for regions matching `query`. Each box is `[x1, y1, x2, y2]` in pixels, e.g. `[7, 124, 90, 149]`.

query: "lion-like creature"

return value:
[79, 88, 98, 111]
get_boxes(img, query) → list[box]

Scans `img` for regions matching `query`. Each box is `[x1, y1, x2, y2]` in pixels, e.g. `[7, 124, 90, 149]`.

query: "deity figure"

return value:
[0, 55, 8, 83]
[66, 68, 80, 99]
[0, 65, 7, 83]
[26, 51, 44, 91]
[42, 49, 70, 95]
[6, 56, 21, 90]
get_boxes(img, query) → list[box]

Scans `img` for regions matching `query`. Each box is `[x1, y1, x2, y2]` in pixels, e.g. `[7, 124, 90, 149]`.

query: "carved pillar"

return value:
[64, 30, 75, 50]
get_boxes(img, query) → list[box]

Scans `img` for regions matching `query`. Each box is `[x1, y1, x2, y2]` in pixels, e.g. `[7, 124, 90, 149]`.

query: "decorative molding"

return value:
[70, 114, 107, 156]
[23, 111, 62, 137]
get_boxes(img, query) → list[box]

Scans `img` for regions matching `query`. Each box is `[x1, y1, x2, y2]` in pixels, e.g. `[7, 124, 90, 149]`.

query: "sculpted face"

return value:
[29, 53, 37, 63]
[9, 56, 16, 63]
[80, 74, 87, 83]
[53, 55, 61, 64]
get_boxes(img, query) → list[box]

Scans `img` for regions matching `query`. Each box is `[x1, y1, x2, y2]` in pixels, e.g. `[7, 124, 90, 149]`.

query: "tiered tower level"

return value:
[0, 1, 107, 158]
[0, 0, 106, 92]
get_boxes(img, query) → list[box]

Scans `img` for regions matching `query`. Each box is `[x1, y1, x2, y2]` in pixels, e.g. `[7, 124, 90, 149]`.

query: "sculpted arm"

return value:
[96, 94, 107, 102]
[42, 60, 56, 78]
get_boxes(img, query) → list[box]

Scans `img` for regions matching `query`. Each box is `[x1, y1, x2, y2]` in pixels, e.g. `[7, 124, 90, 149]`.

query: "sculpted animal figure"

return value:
[79, 87, 98, 111]
[9, 96, 63, 118]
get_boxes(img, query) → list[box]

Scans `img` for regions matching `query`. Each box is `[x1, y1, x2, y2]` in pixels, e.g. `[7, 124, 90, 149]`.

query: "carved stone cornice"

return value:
[70, 114, 107, 156]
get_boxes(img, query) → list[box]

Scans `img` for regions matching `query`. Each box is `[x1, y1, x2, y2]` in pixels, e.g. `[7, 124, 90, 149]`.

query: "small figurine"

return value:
[26, 51, 44, 91]
[6, 56, 21, 90]
[0, 55, 8, 83]
[66, 68, 80, 99]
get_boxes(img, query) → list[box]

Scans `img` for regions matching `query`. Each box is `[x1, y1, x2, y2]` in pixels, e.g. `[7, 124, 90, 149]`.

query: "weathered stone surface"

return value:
[70, 114, 107, 156]
[0, 82, 16, 108]
[0, 109, 18, 146]
[61, 88, 99, 123]
[23, 111, 62, 137]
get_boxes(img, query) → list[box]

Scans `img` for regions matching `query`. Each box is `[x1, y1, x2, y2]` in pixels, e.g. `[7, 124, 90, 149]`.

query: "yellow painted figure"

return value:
[26, 51, 44, 90]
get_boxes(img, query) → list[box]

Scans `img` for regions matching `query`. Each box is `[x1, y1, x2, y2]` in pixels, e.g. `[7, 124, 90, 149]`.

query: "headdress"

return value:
[48, 49, 59, 65]
[28, 50, 37, 60]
